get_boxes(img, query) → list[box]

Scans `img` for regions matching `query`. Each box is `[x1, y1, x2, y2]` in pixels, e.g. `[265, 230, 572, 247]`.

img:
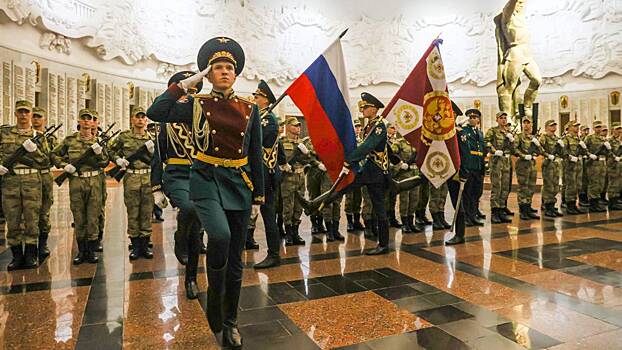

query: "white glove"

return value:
[22, 139, 38, 153]
[506, 133, 515, 142]
[570, 155, 578, 163]
[153, 190, 169, 209]
[179, 66, 210, 92]
[589, 154, 598, 160]
[339, 165, 351, 176]
[400, 162, 409, 170]
[64, 164, 76, 174]
[0, 165, 8, 175]
[605, 141, 612, 150]
[548, 154, 555, 161]
[409, 164, 418, 170]
[318, 163, 327, 172]
[280, 164, 292, 172]
[616, 156, 621, 162]
[524, 154, 533, 161]
[532, 138, 541, 147]
[579, 141, 587, 149]
[297, 142, 309, 155]
[557, 139, 565, 147]
[116, 158, 130, 168]
[90, 143, 103, 155]
[494, 150, 504, 157]
[145, 140, 155, 153]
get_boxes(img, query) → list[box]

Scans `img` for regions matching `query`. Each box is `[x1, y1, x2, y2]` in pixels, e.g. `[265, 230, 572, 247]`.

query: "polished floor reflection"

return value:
[1, 182, 622, 349]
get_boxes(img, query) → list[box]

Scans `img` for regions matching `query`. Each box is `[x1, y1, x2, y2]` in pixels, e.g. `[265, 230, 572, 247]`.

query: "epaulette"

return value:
[190, 93, 213, 99]
[236, 95, 254, 105]
[301, 136, 310, 142]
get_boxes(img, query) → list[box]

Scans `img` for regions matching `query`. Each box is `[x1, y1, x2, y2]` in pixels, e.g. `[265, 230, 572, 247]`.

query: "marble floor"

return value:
[1, 181, 622, 349]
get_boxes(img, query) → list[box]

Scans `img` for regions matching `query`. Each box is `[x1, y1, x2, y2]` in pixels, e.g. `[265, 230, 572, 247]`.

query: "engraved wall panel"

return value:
[1, 62, 10, 124]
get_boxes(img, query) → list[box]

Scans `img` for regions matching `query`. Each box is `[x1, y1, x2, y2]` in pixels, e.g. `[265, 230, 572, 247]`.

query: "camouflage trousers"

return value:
[429, 182, 448, 214]
[123, 172, 153, 238]
[607, 161, 622, 198]
[2, 173, 42, 246]
[319, 172, 342, 221]
[39, 172, 54, 235]
[541, 159, 561, 205]
[69, 175, 102, 241]
[361, 187, 373, 220]
[586, 160, 606, 200]
[282, 172, 305, 226]
[515, 159, 537, 205]
[416, 179, 430, 212]
[563, 160, 582, 201]
[99, 173, 107, 234]
[396, 171, 419, 217]
[489, 156, 511, 209]
[344, 187, 362, 215]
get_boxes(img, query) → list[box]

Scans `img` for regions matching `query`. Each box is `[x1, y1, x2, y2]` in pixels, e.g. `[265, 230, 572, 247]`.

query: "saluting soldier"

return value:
[0, 100, 49, 270]
[147, 37, 264, 349]
[585, 121, 608, 212]
[460, 109, 486, 226]
[52, 109, 108, 265]
[251, 79, 287, 269]
[391, 132, 423, 233]
[31, 106, 57, 262]
[606, 123, 622, 210]
[562, 121, 587, 214]
[539, 120, 565, 217]
[109, 107, 155, 260]
[514, 118, 541, 220]
[151, 71, 204, 299]
[485, 111, 514, 223]
[344, 120, 366, 232]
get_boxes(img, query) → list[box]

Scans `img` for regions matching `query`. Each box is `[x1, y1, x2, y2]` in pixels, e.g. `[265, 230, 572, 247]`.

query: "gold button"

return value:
[212, 130, 216, 134]
[215, 147, 219, 151]
[200, 100, 204, 105]
[240, 132, 245, 136]
[245, 115, 249, 120]
[235, 98, 239, 103]
[238, 149, 242, 154]
[206, 112, 211, 116]
[214, 98, 219, 102]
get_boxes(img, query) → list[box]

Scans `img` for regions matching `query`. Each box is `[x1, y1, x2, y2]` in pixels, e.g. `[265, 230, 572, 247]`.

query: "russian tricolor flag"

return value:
[286, 38, 356, 190]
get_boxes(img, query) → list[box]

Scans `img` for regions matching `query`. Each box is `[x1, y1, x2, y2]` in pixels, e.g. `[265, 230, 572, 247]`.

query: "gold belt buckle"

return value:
[222, 159, 232, 167]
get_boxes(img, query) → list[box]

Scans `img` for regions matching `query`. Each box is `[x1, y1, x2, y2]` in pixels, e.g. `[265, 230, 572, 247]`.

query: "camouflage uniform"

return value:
[562, 122, 586, 214]
[585, 125, 607, 210]
[109, 129, 154, 239]
[513, 130, 540, 218]
[304, 136, 326, 235]
[391, 136, 420, 232]
[606, 124, 622, 209]
[485, 124, 514, 220]
[429, 182, 449, 229]
[281, 132, 309, 238]
[539, 123, 564, 216]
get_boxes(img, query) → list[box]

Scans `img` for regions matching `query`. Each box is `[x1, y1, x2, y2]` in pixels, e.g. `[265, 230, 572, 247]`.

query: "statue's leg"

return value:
[522, 60, 543, 119]
[497, 60, 521, 118]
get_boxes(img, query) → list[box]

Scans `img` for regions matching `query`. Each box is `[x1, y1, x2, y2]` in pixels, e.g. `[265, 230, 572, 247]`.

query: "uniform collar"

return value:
[210, 88, 235, 100]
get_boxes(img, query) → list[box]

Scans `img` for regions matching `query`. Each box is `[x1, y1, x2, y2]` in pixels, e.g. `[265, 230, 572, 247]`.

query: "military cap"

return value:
[593, 120, 603, 128]
[602, 124, 609, 131]
[278, 119, 286, 126]
[78, 108, 92, 118]
[613, 122, 622, 130]
[451, 101, 463, 116]
[522, 117, 532, 123]
[581, 125, 590, 130]
[15, 100, 33, 112]
[465, 108, 482, 118]
[544, 120, 557, 127]
[132, 106, 146, 117]
[90, 110, 100, 119]
[197, 37, 245, 76]
[495, 111, 508, 119]
[359, 92, 385, 109]
[253, 79, 276, 104]
[286, 117, 301, 126]
[32, 107, 46, 118]
[168, 71, 203, 93]
[565, 120, 580, 129]
[354, 120, 362, 127]
[386, 122, 395, 129]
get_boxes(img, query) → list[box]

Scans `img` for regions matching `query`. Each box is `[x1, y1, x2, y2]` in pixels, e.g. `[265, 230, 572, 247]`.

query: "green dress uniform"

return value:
[539, 120, 565, 217]
[109, 115, 155, 259]
[459, 121, 486, 226]
[485, 117, 514, 223]
[391, 135, 422, 233]
[607, 123, 622, 209]
[147, 36, 264, 348]
[513, 127, 541, 220]
[562, 121, 587, 214]
[52, 113, 109, 265]
[584, 121, 608, 212]
[0, 100, 49, 270]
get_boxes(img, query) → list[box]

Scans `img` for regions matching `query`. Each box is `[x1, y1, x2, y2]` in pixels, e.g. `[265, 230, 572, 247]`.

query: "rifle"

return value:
[54, 124, 118, 186]
[2, 124, 62, 175]
[106, 141, 153, 182]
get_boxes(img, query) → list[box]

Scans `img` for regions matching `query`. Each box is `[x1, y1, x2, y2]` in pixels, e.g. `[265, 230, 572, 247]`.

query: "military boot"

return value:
[579, 194, 590, 207]
[141, 237, 154, 259]
[332, 220, 345, 241]
[609, 197, 622, 210]
[346, 214, 355, 232]
[7, 245, 24, 271]
[491, 208, 502, 224]
[388, 211, 401, 228]
[73, 241, 87, 265]
[86, 240, 100, 264]
[438, 213, 451, 229]
[96, 230, 104, 252]
[129, 237, 141, 260]
[401, 216, 413, 233]
[317, 218, 327, 233]
[416, 210, 432, 226]
[185, 253, 200, 300]
[325, 221, 335, 242]
[292, 224, 306, 246]
[38, 231, 50, 263]
[565, 201, 580, 215]
[363, 219, 377, 240]
[22, 244, 38, 269]
[353, 213, 365, 230]
[277, 216, 286, 238]
[503, 207, 515, 216]
[464, 215, 476, 227]
[285, 225, 295, 246]
[499, 208, 513, 223]
[476, 209, 486, 220]
[527, 205, 540, 219]
[432, 213, 445, 230]
[554, 205, 564, 217]
[544, 203, 558, 218]
[590, 198, 607, 213]
[245, 228, 259, 250]
[519, 204, 532, 220]
[206, 263, 226, 335]
[222, 276, 243, 349]
[365, 220, 390, 255]
[310, 215, 320, 234]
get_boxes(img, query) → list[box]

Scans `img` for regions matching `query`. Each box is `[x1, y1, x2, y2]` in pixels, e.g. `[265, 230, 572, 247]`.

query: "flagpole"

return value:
[261, 28, 350, 117]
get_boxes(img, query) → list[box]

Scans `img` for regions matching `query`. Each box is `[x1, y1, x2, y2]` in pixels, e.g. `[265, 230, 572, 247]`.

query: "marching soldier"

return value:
[0, 100, 48, 270]
[391, 132, 423, 233]
[251, 79, 286, 268]
[460, 109, 486, 226]
[539, 120, 565, 217]
[514, 118, 541, 220]
[31, 107, 57, 262]
[344, 120, 366, 232]
[151, 70, 204, 298]
[485, 111, 514, 223]
[562, 121, 587, 214]
[584, 121, 608, 212]
[109, 107, 155, 260]
[147, 37, 265, 348]
[606, 123, 622, 210]
[280, 117, 308, 245]
[52, 109, 108, 265]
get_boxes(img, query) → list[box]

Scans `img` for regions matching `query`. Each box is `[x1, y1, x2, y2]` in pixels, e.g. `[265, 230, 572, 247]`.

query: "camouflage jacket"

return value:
[538, 133, 564, 159]
[607, 136, 621, 165]
[513, 132, 542, 159]
[484, 126, 513, 155]
[0, 126, 50, 170]
[391, 136, 418, 177]
[585, 134, 607, 158]
[562, 133, 583, 159]
[109, 129, 154, 170]
[52, 132, 109, 172]
[282, 135, 310, 172]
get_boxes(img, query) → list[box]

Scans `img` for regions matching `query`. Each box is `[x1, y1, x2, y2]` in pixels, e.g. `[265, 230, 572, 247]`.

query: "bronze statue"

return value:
[495, 0, 542, 122]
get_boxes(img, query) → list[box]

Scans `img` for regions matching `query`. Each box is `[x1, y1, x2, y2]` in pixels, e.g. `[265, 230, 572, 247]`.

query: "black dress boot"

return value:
[353, 213, 365, 230]
[565, 201, 580, 215]
[579, 193, 590, 207]
[38, 231, 50, 263]
[206, 264, 227, 335]
[245, 228, 259, 250]
[22, 244, 38, 269]
[285, 225, 295, 246]
[503, 207, 515, 216]
[292, 224, 306, 246]
[325, 221, 335, 242]
[277, 216, 286, 238]
[500, 208, 513, 223]
[184, 254, 199, 300]
[590, 198, 607, 213]
[141, 237, 154, 259]
[253, 253, 281, 269]
[365, 220, 389, 255]
[476, 209, 486, 220]
[432, 213, 445, 230]
[471, 216, 485, 226]
[317, 218, 327, 233]
[86, 240, 100, 264]
[491, 208, 502, 224]
[363, 219, 377, 240]
[544, 203, 557, 218]
[222, 277, 243, 349]
[129, 237, 141, 260]
[527, 206, 540, 219]
[73, 240, 87, 265]
[464, 215, 475, 227]
[174, 212, 189, 265]
[346, 214, 355, 232]
[401, 216, 413, 233]
[331, 220, 345, 241]
[388, 211, 401, 228]
[310, 215, 319, 234]
[7, 245, 24, 271]
[415, 210, 426, 226]
[407, 215, 423, 232]
[519, 204, 532, 220]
